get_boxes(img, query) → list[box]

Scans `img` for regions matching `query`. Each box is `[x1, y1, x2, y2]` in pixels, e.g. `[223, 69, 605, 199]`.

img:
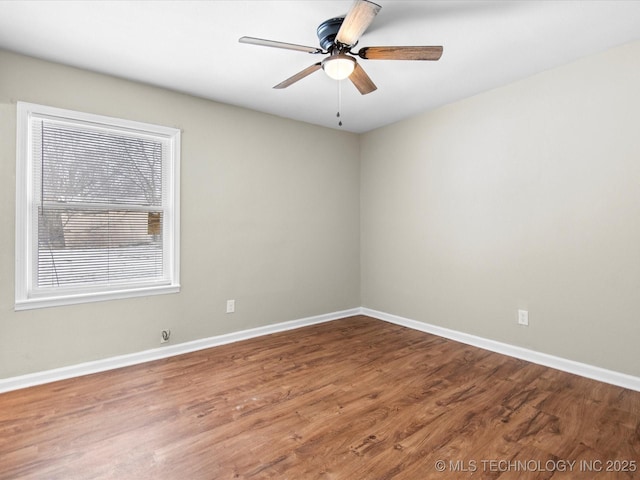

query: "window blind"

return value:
[34, 120, 167, 289]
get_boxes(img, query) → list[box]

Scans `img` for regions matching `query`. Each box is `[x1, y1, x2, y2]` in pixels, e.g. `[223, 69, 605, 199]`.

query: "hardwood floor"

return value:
[0, 315, 638, 479]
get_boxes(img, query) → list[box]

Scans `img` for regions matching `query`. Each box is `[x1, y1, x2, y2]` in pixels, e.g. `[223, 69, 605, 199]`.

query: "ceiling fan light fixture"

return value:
[322, 54, 356, 80]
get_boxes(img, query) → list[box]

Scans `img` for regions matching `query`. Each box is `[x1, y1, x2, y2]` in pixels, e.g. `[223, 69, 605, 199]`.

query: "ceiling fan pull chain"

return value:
[337, 79, 343, 127]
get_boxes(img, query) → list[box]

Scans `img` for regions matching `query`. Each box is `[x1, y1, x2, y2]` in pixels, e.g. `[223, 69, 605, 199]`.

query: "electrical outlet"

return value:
[518, 310, 529, 326]
[161, 329, 171, 343]
[226, 299, 235, 314]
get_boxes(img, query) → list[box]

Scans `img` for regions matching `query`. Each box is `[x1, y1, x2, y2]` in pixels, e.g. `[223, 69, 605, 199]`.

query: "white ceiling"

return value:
[1, 1, 640, 133]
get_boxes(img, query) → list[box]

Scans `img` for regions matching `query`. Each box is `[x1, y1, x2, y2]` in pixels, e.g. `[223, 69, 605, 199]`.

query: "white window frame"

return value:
[15, 102, 181, 310]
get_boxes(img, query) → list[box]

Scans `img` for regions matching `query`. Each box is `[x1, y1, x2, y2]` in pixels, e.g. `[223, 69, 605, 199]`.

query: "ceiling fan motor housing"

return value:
[317, 17, 346, 50]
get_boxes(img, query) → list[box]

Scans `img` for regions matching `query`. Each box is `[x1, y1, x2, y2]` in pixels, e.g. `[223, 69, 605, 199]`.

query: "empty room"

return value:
[0, 1, 639, 479]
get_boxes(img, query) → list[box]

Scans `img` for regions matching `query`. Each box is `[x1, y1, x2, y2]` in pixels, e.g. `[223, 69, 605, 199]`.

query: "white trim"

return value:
[0, 308, 361, 393]
[361, 307, 640, 392]
[14, 285, 181, 311]
[2, 306, 638, 394]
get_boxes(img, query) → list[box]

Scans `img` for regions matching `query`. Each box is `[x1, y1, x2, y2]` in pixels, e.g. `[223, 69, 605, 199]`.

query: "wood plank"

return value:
[0, 315, 638, 479]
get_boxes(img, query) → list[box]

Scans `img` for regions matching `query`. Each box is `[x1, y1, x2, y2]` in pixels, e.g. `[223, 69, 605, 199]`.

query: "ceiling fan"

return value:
[239, 0, 443, 95]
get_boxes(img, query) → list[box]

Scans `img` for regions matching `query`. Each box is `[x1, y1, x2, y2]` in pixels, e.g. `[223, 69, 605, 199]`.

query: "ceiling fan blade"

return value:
[336, 0, 381, 47]
[273, 62, 323, 89]
[349, 63, 377, 95]
[358, 46, 443, 61]
[239, 36, 322, 54]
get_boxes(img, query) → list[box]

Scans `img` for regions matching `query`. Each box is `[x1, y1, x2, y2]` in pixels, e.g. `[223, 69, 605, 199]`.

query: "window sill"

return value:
[15, 284, 181, 311]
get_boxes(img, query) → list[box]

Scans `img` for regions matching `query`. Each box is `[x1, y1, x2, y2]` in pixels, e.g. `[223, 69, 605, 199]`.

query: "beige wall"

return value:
[0, 50, 361, 378]
[361, 40, 640, 377]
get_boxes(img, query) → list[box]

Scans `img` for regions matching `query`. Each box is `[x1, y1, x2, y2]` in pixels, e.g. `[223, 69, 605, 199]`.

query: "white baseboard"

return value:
[362, 307, 640, 392]
[3, 306, 638, 394]
[0, 308, 361, 394]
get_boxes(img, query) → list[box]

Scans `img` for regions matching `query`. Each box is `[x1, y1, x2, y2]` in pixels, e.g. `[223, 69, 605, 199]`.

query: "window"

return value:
[15, 102, 180, 310]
